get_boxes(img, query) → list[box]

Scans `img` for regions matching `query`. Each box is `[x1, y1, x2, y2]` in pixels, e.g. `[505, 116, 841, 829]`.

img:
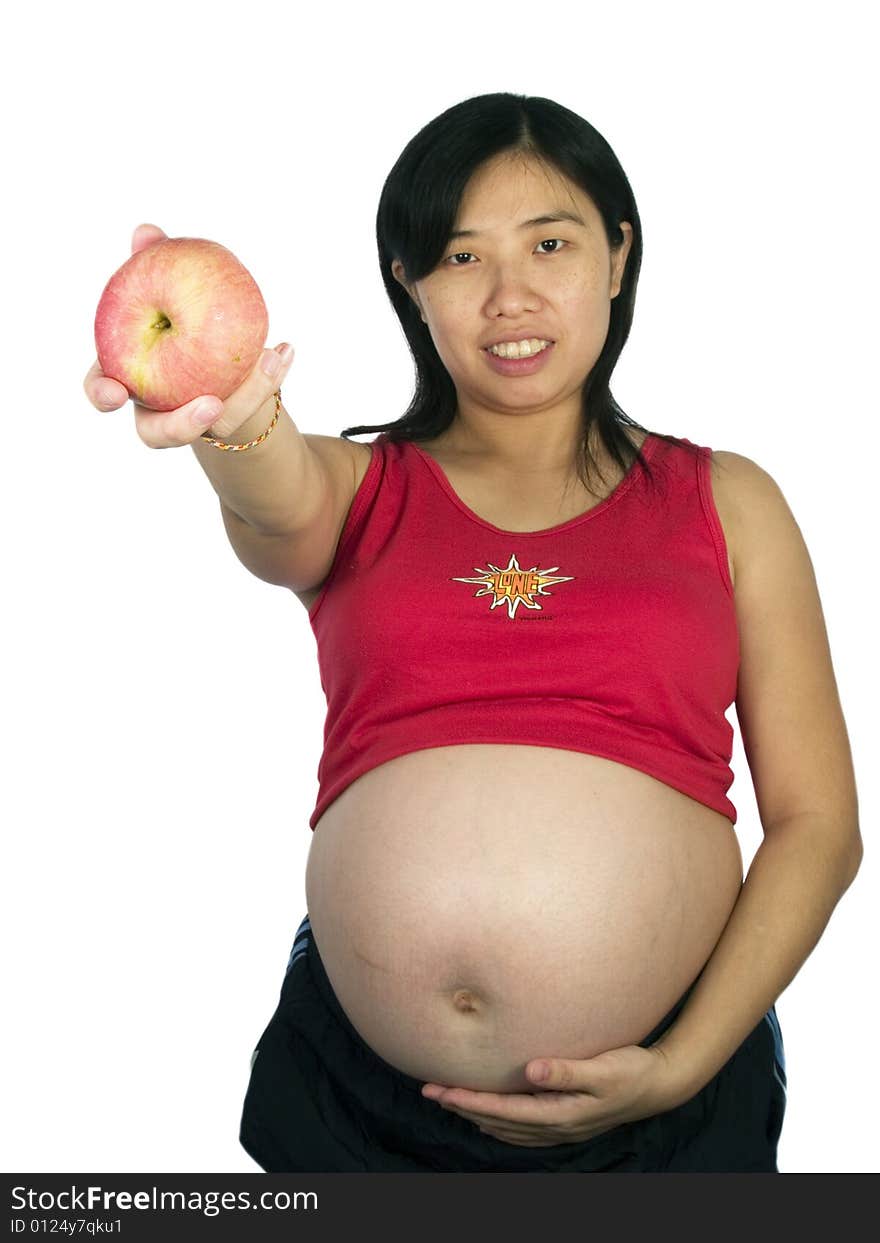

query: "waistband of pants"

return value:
[297, 921, 703, 1096]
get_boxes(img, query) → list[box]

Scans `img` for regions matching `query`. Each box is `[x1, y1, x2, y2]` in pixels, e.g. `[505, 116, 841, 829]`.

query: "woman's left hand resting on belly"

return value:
[420, 1043, 682, 1147]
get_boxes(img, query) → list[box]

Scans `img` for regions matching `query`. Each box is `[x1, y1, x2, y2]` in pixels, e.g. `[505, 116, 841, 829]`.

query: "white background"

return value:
[2, 0, 876, 1175]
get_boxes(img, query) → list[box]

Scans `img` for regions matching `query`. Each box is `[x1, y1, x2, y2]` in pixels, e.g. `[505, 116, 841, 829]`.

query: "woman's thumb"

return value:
[258, 342, 295, 384]
[527, 1059, 579, 1087]
[216, 342, 294, 429]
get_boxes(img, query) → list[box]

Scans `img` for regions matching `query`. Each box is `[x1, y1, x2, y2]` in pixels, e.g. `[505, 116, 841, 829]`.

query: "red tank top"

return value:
[306, 431, 739, 831]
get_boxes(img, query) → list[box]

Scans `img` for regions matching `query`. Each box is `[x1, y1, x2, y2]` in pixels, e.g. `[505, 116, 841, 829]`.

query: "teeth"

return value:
[487, 338, 551, 359]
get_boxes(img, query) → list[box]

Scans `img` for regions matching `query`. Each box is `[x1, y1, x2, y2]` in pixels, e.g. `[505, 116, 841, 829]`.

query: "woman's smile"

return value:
[481, 339, 556, 376]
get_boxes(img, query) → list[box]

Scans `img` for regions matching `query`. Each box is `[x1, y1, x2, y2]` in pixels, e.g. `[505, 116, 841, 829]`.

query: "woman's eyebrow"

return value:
[448, 210, 587, 241]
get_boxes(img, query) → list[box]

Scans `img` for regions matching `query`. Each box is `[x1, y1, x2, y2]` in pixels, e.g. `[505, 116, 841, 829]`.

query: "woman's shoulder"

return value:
[329, 434, 383, 494]
[706, 447, 794, 592]
[709, 447, 782, 510]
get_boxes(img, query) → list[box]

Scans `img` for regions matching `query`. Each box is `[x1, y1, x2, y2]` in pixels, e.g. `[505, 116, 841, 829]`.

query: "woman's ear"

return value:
[391, 258, 411, 295]
[610, 222, 634, 300]
[392, 258, 426, 321]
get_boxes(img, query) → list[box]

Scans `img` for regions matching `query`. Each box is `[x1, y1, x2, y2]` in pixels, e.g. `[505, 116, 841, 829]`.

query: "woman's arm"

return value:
[651, 812, 860, 1097]
[652, 449, 863, 1094]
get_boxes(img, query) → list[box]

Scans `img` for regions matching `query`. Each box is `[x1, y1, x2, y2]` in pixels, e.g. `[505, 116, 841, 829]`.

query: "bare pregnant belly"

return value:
[304, 745, 743, 1094]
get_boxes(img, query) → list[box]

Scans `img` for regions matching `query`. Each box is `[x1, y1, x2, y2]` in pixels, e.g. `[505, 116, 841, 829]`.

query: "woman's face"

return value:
[392, 153, 633, 429]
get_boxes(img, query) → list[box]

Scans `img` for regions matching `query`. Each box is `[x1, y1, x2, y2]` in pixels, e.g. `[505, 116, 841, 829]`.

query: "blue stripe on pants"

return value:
[763, 1006, 787, 1091]
[285, 914, 311, 975]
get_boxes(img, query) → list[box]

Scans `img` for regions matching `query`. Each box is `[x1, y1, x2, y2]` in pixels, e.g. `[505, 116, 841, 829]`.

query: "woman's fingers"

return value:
[82, 353, 216, 446]
[83, 357, 129, 411]
[130, 222, 167, 253]
[131, 393, 226, 450]
[130, 344, 294, 450]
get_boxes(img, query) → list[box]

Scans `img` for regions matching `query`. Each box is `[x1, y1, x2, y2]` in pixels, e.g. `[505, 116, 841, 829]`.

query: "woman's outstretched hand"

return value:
[84, 222, 295, 448]
[420, 1042, 688, 1148]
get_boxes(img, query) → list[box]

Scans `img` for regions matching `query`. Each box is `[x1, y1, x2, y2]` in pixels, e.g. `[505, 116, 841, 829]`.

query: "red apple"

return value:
[93, 236, 270, 411]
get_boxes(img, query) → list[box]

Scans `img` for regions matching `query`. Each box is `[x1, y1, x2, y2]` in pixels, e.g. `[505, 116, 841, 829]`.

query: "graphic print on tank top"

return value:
[307, 431, 740, 831]
[450, 551, 575, 619]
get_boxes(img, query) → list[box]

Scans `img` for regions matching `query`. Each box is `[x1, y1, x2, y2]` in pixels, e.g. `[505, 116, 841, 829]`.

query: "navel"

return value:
[451, 987, 482, 1015]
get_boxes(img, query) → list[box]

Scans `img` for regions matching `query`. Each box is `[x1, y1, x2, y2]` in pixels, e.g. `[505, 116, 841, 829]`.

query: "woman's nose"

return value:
[482, 264, 543, 312]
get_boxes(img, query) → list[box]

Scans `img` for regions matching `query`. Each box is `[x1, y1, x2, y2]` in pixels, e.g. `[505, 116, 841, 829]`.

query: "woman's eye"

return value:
[536, 238, 567, 255]
[445, 238, 568, 266]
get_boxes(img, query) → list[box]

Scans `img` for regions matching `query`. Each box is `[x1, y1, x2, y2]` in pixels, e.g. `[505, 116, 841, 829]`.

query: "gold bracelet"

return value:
[200, 390, 281, 451]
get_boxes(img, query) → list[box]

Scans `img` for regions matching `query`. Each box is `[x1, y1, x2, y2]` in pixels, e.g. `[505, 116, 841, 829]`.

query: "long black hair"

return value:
[340, 91, 703, 495]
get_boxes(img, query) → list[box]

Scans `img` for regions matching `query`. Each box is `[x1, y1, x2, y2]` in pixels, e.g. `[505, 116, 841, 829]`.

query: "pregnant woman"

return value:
[85, 92, 862, 1172]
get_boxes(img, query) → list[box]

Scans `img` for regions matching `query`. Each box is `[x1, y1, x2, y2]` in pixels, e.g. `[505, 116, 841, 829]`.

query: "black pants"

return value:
[240, 914, 787, 1172]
